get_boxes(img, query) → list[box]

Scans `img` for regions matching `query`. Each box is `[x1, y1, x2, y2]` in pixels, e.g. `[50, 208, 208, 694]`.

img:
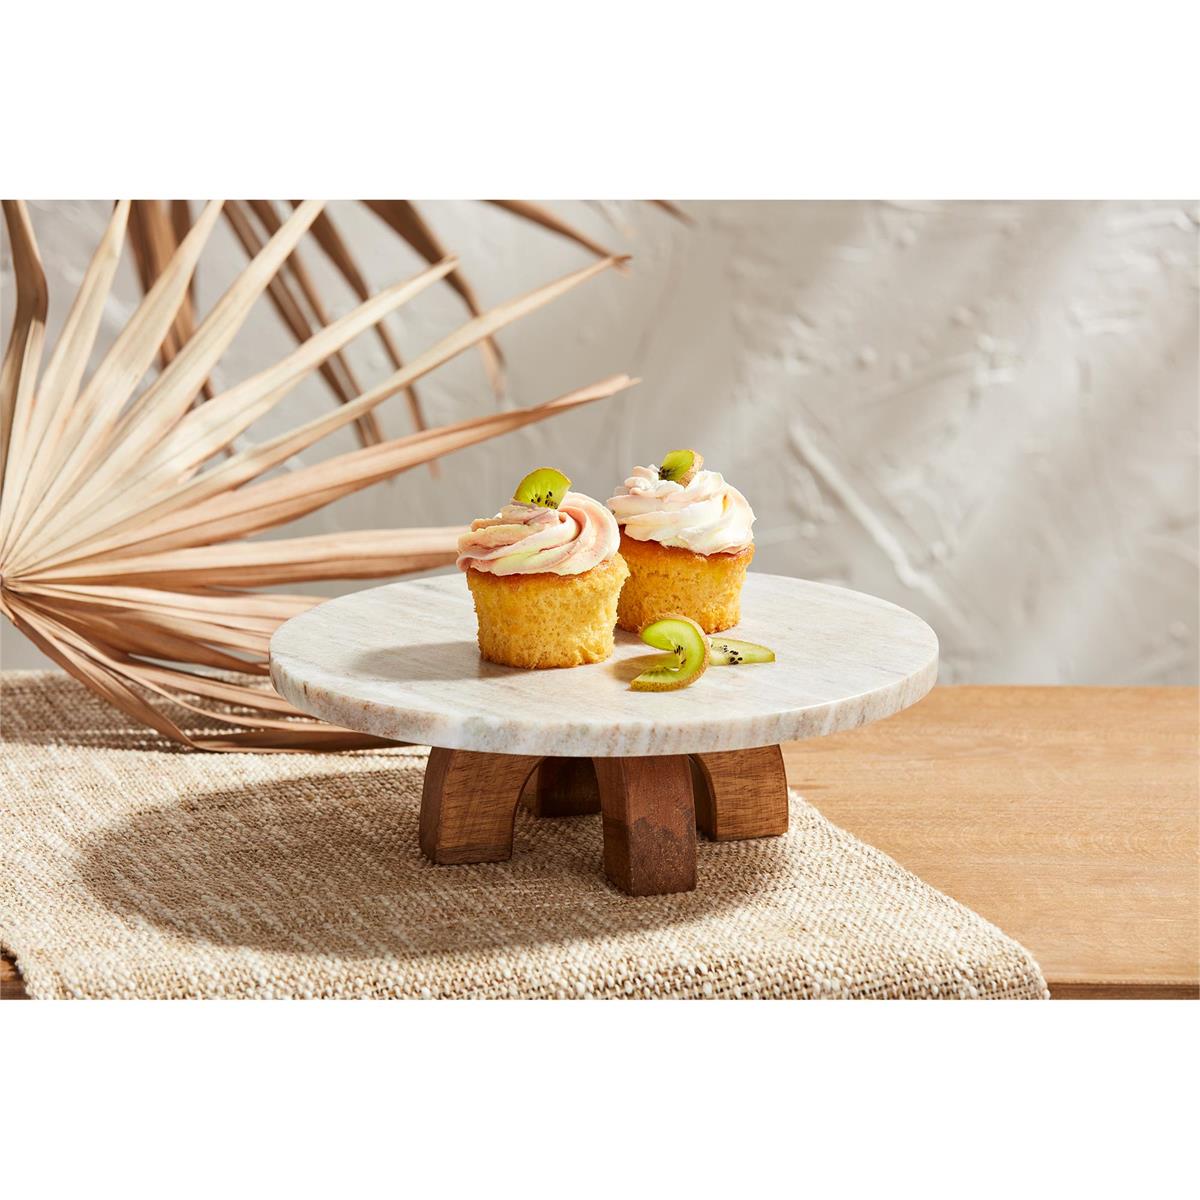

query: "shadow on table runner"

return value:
[0, 671, 1048, 999]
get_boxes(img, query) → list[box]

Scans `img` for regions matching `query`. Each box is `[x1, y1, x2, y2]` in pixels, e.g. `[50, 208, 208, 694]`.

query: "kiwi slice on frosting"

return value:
[657, 449, 703, 486]
[707, 637, 776, 666]
[631, 615, 710, 692]
[512, 467, 572, 509]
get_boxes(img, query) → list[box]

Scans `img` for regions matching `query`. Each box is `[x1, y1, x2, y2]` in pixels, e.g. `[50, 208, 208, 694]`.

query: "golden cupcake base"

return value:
[465, 553, 629, 669]
[615, 532, 753, 634]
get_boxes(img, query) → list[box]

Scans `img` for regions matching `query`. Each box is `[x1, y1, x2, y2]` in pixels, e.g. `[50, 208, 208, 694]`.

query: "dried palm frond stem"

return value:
[1, 199, 637, 750]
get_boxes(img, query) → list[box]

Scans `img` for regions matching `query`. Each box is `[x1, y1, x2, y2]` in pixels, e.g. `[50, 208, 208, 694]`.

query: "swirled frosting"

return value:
[456, 491, 620, 576]
[607, 466, 755, 554]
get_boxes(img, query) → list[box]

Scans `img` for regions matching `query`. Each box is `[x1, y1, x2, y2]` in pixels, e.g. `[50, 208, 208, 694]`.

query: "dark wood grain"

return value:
[1, 953, 29, 999]
[692, 745, 789, 841]
[1048, 982, 1198, 1000]
[526, 756, 602, 818]
[593, 755, 697, 896]
[419, 747, 541, 865]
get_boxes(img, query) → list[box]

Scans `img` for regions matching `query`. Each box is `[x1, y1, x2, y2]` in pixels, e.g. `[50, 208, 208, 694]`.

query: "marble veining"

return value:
[270, 572, 939, 756]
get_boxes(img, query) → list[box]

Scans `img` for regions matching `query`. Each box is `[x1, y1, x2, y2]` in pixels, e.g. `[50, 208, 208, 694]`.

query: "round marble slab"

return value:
[270, 572, 938, 757]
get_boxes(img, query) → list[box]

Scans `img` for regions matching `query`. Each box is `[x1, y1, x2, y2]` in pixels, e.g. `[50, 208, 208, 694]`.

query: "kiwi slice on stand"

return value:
[657, 449, 703, 486]
[512, 467, 572, 509]
[630, 615, 710, 692]
[707, 637, 776, 666]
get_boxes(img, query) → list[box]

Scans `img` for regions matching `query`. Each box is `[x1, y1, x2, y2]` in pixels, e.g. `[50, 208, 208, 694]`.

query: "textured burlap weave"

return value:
[0, 671, 1048, 999]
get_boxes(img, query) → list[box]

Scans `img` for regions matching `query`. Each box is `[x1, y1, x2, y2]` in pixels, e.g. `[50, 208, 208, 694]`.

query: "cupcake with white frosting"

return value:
[607, 450, 755, 633]
[457, 469, 628, 669]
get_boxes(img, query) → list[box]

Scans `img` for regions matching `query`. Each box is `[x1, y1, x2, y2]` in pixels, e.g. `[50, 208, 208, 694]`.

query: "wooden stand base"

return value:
[420, 747, 788, 896]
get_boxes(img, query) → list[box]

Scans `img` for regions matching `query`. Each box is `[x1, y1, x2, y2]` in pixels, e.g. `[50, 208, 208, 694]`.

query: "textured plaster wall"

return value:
[3, 200, 1197, 683]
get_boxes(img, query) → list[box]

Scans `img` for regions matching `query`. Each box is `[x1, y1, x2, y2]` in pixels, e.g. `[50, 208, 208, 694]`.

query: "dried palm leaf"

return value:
[484, 200, 623, 259]
[298, 205, 426, 438]
[127, 201, 205, 385]
[648, 199, 694, 224]
[0, 201, 48, 500]
[125, 198, 682, 453]
[224, 199, 383, 447]
[1, 199, 637, 750]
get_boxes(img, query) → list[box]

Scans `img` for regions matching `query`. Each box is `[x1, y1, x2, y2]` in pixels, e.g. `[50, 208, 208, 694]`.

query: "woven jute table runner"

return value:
[0, 671, 1048, 1000]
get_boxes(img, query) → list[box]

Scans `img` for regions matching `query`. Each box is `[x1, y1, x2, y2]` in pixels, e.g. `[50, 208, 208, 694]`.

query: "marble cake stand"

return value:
[270, 573, 938, 897]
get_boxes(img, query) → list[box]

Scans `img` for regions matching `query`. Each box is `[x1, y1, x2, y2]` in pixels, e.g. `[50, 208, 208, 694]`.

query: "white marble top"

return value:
[270, 572, 939, 757]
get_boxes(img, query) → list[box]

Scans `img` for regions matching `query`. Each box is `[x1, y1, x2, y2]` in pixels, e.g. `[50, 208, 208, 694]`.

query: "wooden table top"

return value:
[4, 685, 1196, 999]
[783, 686, 1199, 999]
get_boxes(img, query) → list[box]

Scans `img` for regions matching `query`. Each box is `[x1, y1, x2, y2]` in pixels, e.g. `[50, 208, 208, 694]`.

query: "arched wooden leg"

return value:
[593, 756, 697, 896]
[691, 745, 789, 841]
[525, 756, 602, 818]
[419, 748, 541, 865]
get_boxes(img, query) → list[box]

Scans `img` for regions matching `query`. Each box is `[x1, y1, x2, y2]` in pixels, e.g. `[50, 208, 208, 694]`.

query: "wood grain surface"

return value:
[4, 687, 1196, 999]
[1, 952, 26, 1000]
[594, 755, 698, 896]
[692, 745, 789, 841]
[526, 757, 602, 817]
[419, 748, 540, 865]
[784, 686, 1199, 999]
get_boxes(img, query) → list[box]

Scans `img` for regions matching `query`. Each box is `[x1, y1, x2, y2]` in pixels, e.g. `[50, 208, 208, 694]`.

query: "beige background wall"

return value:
[3, 199, 1197, 683]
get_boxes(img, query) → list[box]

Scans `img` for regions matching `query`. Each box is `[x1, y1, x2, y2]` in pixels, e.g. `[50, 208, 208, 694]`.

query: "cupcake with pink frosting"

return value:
[607, 449, 755, 633]
[457, 468, 628, 669]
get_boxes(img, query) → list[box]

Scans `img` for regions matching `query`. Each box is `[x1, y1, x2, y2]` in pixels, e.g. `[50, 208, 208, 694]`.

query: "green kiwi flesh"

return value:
[657, 448, 703, 486]
[707, 637, 776, 666]
[631, 614, 710, 692]
[512, 467, 572, 509]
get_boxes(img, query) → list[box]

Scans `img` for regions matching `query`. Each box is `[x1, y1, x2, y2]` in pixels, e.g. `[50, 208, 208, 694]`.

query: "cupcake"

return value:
[457, 468, 629, 669]
[607, 449, 755, 634]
